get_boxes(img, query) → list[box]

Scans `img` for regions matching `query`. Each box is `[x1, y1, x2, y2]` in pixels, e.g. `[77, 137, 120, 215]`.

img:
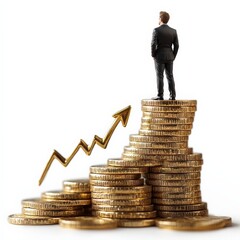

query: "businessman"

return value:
[151, 11, 179, 100]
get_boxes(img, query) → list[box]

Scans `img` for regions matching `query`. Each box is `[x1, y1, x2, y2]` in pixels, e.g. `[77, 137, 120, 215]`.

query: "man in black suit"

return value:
[151, 11, 179, 100]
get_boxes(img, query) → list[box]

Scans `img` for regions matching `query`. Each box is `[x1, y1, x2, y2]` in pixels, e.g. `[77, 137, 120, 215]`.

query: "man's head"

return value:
[159, 11, 170, 25]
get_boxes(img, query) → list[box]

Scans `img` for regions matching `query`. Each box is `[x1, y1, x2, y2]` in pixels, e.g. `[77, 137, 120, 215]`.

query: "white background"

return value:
[1, 0, 240, 239]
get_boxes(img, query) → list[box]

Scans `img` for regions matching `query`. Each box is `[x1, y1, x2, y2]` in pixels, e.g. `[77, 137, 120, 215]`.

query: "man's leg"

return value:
[154, 61, 165, 99]
[165, 62, 176, 100]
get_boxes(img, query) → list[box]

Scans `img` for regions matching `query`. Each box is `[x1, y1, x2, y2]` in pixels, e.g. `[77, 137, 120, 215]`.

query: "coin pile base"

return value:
[155, 216, 232, 231]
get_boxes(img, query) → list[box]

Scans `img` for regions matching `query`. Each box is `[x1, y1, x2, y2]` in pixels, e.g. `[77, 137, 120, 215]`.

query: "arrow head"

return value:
[112, 105, 131, 127]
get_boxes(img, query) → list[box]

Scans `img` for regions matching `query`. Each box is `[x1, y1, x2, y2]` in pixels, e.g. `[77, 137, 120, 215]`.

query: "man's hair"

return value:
[160, 11, 170, 24]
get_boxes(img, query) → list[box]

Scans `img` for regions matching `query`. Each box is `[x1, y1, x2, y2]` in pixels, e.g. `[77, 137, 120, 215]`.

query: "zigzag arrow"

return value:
[39, 105, 131, 185]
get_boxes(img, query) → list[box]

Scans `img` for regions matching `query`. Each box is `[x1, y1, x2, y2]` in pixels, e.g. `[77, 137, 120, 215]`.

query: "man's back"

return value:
[151, 24, 179, 63]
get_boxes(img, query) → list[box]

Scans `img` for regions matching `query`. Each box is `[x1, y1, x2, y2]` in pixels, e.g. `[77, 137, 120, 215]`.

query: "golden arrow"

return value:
[39, 105, 131, 186]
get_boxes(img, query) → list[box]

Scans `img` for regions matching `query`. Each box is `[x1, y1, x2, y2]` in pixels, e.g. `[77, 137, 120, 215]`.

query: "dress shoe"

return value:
[152, 96, 164, 100]
[169, 97, 176, 100]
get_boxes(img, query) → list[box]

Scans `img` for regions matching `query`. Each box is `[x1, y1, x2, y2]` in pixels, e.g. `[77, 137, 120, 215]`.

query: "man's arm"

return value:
[151, 29, 158, 58]
[173, 30, 179, 59]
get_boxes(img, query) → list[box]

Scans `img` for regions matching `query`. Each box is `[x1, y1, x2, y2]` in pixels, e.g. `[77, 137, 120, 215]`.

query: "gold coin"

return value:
[90, 164, 148, 174]
[41, 191, 91, 200]
[154, 202, 207, 211]
[22, 207, 85, 217]
[129, 134, 189, 143]
[141, 99, 197, 106]
[153, 185, 201, 193]
[8, 214, 59, 225]
[139, 129, 191, 136]
[143, 111, 195, 118]
[90, 178, 144, 187]
[91, 198, 151, 206]
[63, 179, 90, 193]
[92, 204, 154, 212]
[141, 117, 194, 125]
[59, 216, 118, 229]
[140, 124, 193, 131]
[129, 141, 188, 149]
[117, 219, 156, 228]
[162, 160, 203, 168]
[151, 167, 202, 174]
[122, 153, 201, 161]
[153, 197, 202, 205]
[94, 210, 157, 219]
[155, 215, 231, 231]
[108, 158, 162, 167]
[89, 173, 141, 181]
[91, 185, 152, 194]
[142, 106, 197, 113]
[22, 198, 87, 210]
[91, 192, 152, 200]
[146, 179, 201, 186]
[157, 209, 208, 218]
[122, 153, 162, 160]
[153, 191, 201, 199]
[123, 146, 189, 155]
[147, 173, 200, 180]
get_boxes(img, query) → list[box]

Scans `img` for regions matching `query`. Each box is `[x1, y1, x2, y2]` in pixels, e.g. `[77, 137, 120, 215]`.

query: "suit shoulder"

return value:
[168, 26, 177, 32]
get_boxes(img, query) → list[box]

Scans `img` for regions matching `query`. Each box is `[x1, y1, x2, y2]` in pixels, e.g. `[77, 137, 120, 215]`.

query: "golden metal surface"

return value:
[155, 215, 231, 230]
[140, 124, 193, 131]
[89, 173, 141, 181]
[39, 106, 131, 185]
[8, 214, 59, 225]
[152, 167, 202, 174]
[143, 111, 195, 118]
[139, 129, 192, 136]
[157, 209, 208, 218]
[154, 202, 207, 211]
[146, 179, 201, 186]
[41, 190, 91, 200]
[90, 179, 144, 187]
[129, 134, 189, 142]
[129, 141, 188, 149]
[91, 198, 151, 206]
[123, 146, 189, 155]
[92, 204, 154, 212]
[141, 117, 194, 124]
[90, 164, 148, 174]
[59, 216, 118, 229]
[152, 185, 201, 193]
[117, 219, 156, 228]
[153, 197, 202, 205]
[94, 210, 157, 219]
[21, 198, 87, 210]
[91, 192, 151, 200]
[90, 185, 152, 194]
[153, 191, 201, 199]
[108, 158, 162, 167]
[63, 179, 90, 193]
[142, 106, 197, 113]
[147, 173, 201, 180]
[141, 99, 197, 106]
[22, 207, 85, 217]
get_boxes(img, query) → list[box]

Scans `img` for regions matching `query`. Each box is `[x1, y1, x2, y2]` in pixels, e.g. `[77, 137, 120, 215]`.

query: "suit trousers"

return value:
[154, 60, 176, 98]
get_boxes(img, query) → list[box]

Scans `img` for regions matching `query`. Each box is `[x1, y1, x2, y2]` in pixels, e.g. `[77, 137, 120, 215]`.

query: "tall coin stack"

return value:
[108, 99, 208, 218]
[90, 164, 157, 227]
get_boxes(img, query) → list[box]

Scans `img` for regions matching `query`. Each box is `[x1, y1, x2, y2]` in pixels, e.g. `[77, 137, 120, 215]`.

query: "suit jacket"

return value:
[151, 24, 179, 63]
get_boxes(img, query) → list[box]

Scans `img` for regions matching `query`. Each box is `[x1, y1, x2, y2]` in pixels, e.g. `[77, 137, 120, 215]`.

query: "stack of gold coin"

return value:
[90, 164, 157, 227]
[108, 100, 208, 219]
[8, 179, 91, 225]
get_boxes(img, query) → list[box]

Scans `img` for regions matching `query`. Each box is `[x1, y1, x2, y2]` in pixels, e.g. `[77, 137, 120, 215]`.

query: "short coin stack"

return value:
[108, 100, 208, 218]
[8, 179, 92, 225]
[90, 164, 157, 227]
